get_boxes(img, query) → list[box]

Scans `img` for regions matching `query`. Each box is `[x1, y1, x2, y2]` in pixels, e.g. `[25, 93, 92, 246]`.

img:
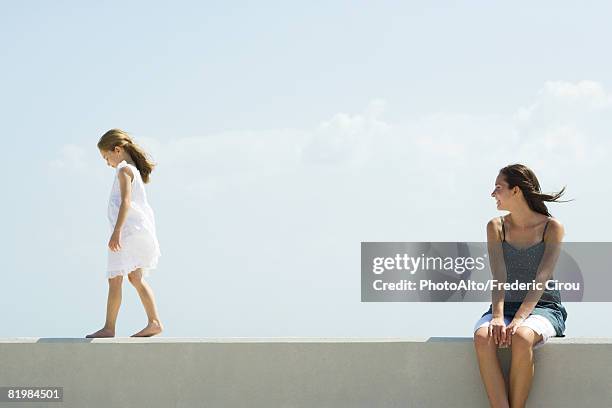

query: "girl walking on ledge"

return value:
[86, 129, 163, 338]
[473, 163, 569, 408]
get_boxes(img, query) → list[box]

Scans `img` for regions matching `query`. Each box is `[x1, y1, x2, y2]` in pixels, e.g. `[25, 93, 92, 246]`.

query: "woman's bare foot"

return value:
[130, 320, 163, 337]
[85, 327, 115, 338]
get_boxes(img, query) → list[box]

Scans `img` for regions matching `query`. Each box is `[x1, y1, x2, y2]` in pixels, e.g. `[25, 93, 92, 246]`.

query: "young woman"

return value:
[473, 163, 569, 408]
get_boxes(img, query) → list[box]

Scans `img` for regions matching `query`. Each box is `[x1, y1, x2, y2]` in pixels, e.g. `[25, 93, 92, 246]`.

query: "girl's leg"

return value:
[128, 268, 163, 337]
[85, 275, 123, 338]
[508, 327, 542, 408]
[473, 327, 510, 408]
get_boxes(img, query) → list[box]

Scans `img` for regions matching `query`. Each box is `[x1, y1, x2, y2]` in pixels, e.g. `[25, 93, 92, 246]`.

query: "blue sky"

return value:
[2, 1, 611, 338]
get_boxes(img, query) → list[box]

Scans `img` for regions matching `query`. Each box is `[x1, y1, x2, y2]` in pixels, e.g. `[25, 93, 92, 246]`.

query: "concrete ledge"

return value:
[1, 337, 610, 408]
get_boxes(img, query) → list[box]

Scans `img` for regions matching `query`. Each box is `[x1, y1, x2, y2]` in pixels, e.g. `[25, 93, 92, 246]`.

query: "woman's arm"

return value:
[486, 218, 509, 346]
[486, 218, 507, 317]
[514, 219, 565, 320]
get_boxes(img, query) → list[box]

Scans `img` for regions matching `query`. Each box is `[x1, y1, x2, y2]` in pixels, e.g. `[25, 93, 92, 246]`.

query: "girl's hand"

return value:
[504, 316, 526, 346]
[488, 316, 507, 346]
[109, 230, 122, 252]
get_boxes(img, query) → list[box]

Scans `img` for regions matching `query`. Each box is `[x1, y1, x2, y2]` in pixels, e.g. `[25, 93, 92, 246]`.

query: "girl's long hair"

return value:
[500, 163, 573, 216]
[97, 129, 156, 183]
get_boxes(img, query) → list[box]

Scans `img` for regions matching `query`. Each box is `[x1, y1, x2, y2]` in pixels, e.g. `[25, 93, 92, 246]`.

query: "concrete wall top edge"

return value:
[1, 337, 611, 344]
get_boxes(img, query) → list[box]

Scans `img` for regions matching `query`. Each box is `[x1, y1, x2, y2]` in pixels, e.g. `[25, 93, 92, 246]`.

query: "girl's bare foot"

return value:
[85, 327, 115, 338]
[130, 320, 163, 337]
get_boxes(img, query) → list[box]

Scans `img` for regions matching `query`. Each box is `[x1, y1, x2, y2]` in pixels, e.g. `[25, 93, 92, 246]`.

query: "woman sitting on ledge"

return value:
[473, 163, 569, 408]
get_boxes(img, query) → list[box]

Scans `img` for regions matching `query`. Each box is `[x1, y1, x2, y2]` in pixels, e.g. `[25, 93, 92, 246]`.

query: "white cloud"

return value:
[512, 80, 612, 170]
[515, 80, 612, 123]
[544, 80, 611, 107]
[49, 82, 612, 202]
[300, 99, 391, 166]
[49, 144, 87, 170]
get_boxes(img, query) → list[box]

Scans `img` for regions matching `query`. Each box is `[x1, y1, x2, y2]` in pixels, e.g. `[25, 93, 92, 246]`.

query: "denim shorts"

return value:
[473, 313, 556, 350]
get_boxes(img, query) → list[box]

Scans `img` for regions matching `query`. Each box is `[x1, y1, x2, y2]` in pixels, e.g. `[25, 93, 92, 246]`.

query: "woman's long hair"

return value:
[500, 163, 573, 216]
[97, 129, 156, 183]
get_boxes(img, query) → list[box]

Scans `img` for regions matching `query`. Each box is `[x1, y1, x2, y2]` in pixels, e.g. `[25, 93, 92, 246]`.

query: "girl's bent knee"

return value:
[128, 276, 143, 286]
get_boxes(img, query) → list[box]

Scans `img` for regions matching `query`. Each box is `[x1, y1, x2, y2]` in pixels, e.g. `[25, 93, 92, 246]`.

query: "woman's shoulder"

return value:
[486, 215, 504, 231]
[544, 217, 565, 241]
[487, 215, 504, 225]
[486, 216, 504, 241]
[546, 217, 563, 228]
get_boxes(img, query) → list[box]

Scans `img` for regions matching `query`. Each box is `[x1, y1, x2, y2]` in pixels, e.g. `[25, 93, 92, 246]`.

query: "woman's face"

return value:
[491, 173, 517, 211]
[99, 147, 123, 168]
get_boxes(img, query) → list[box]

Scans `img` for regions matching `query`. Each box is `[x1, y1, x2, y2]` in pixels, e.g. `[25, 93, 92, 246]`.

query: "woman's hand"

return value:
[109, 229, 122, 252]
[488, 316, 507, 346]
[504, 316, 526, 346]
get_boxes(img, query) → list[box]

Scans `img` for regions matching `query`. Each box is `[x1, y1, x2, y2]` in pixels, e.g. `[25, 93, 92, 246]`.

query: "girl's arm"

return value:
[486, 218, 507, 317]
[514, 219, 565, 320]
[112, 167, 134, 234]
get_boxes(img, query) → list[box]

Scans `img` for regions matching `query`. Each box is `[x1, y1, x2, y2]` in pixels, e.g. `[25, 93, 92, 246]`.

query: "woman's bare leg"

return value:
[474, 327, 510, 408]
[85, 275, 123, 338]
[128, 268, 163, 337]
[508, 327, 542, 408]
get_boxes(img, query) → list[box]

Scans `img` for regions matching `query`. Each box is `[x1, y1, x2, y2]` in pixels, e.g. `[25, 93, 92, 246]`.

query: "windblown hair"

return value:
[499, 163, 573, 216]
[97, 129, 156, 183]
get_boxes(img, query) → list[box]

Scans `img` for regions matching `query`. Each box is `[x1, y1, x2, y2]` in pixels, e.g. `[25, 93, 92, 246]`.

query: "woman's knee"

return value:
[473, 327, 493, 350]
[511, 327, 537, 353]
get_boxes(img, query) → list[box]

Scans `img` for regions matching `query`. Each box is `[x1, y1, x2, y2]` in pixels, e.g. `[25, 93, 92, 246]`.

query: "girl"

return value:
[473, 163, 569, 408]
[86, 129, 163, 338]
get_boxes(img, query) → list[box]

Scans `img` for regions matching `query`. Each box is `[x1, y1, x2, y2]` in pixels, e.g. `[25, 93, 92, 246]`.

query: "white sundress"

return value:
[106, 160, 161, 279]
